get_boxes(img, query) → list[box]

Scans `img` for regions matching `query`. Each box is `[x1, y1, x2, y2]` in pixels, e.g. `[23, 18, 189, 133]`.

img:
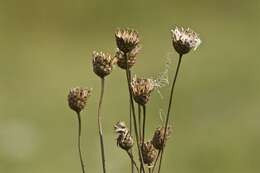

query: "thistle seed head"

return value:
[92, 51, 116, 78]
[115, 45, 141, 69]
[115, 28, 140, 53]
[171, 26, 201, 55]
[114, 121, 134, 151]
[68, 87, 92, 113]
[131, 76, 155, 105]
[151, 126, 172, 150]
[141, 141, 158, 166]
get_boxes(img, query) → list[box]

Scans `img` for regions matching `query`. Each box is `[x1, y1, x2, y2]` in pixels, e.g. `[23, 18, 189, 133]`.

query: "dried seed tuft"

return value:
[141, 141, 158, 166]
[114, 121, 134, 151]
[115, 45, 141, 69]
[151, 126, 172, 150]
[68, 87, 92, 113]
[115, 28, 140, 53]
[92, 51, 116, 78]
[171, 26, 201, 55]
[131, 76, 155, 105]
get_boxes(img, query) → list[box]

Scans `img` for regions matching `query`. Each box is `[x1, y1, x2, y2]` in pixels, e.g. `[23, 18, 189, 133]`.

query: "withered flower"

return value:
[171, 26, 201, 55]
[141, 141, 158, 166]
[92, 51, 117, 78]
[114, 121, 134, 151]
[131, 76, 155, 105]
[151, 126, 172, 150]
[115, 45, 141, 69]
[115, 28, 140, 53]
[68, 87, 92, 114]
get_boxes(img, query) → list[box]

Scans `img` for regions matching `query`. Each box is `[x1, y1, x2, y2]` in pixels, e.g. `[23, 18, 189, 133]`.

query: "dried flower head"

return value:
[151, 126, 172, 150]
[141, 141, 158, 166]
[114, 121, 134, 151]
[92, 51, 117, 78]
[115, 45, 141, 69]
[171, 26, 201, 55]
[131, 76, 155, 105]
[68, 87, 92, 113]
[115, 28, 140, 53]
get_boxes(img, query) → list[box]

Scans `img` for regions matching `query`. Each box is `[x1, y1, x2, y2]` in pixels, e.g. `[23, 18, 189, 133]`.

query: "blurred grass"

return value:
[0, 0, 259, 173]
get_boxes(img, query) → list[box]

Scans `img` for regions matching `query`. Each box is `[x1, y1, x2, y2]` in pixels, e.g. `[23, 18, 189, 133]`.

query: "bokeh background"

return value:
[0, 0, 259, 173]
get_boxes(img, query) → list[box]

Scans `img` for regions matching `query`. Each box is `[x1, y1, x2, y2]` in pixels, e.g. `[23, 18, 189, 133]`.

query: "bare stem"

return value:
[76, 112, 86, 173]
[151, 150, 161, 173]
[157, 54, 183, 173]
[98, 78, 106, 173]
[142, 105, 146, 145]
[124, 52, 146, 173]
[127, 150, 140, 172]
[138, 104, 142, 142]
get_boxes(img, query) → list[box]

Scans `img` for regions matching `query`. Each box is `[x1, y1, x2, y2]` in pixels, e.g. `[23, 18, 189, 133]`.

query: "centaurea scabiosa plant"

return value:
[65, 25, 201, 173]
[92, 51, 117, 173]
[156, 26, 201, 173]
[68, 87, 92, 173]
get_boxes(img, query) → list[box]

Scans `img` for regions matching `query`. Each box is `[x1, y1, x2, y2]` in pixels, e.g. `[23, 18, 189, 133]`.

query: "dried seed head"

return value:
[151, 126, 172, 150]
[131, 76, 155, 105]
[68, 87, 91, 113]
[114, 121, 134, 151]
[116, 45, 141, 69]
[171, 26, 201, 55]
[92, 51, 116, 78]
[141, 141, 158, 166]
[115, 28, 140, 53]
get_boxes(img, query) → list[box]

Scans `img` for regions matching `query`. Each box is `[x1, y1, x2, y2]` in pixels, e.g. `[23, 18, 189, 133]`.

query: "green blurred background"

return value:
[0, 0, 259, 172]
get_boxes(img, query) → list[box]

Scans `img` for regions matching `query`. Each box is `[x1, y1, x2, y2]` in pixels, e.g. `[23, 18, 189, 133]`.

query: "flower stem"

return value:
[98, 78, 106, 173]
[128, 71, 134, 173]
[127, 150, 140, 172]
[124, 52, 146, 173]
[138, 104, 142, 142]
[76, 112, 86, 173]
[142, 105, 146, 145]
[151, 150, 161, 173]
[157, 54, 183, 173]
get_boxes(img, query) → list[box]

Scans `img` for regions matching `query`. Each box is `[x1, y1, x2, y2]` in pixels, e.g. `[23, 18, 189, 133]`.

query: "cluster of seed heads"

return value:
[67, 26, 201, 172]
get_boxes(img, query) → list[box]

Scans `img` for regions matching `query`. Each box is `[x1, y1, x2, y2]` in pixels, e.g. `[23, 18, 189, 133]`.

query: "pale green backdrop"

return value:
[0, 0, 259, 173]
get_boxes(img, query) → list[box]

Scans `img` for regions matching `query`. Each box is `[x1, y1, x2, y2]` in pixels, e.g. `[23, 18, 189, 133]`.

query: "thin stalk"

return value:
[151, 150, 161, 173]
[157, 54, 183, 173]
[124, 52, 146, 173]
[142, 105, 146, 145]
[98, 78, 106, 173]
[127, 150, 140, 172]
[148, 168, 152, 173]
[138, 104, 142, 142]
[129, 71, 134, 173]
[76, 112, 86, 173]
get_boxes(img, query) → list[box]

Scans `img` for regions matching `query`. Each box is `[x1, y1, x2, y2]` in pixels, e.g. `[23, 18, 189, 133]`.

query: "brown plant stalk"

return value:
[157, 54, 183, 173]
[124, 52, 146, 173]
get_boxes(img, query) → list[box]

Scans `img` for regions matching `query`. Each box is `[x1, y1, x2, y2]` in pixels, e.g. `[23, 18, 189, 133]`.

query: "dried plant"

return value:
[67, 87, 92, 173]
[92, 51, 116, 173]
[66, 26, 201, 173]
